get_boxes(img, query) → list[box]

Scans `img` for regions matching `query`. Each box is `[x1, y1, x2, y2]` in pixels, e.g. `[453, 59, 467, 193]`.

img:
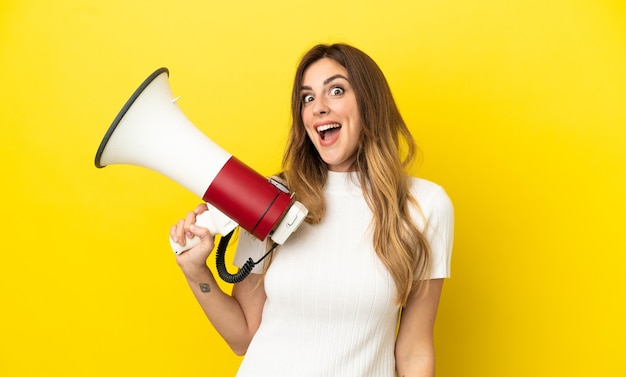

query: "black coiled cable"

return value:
[215, 229, 279, 284]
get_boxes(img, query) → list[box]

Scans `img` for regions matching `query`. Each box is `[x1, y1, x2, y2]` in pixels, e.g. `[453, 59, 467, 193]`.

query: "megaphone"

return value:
[95, 68, 308, 282]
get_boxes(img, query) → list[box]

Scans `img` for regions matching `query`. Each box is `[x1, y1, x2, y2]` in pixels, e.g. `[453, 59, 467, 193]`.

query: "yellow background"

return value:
[1, 0, 625, 376]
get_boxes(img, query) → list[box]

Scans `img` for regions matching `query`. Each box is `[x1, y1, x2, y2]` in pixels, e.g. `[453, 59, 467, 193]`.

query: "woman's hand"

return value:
[170, 203, 216, 274]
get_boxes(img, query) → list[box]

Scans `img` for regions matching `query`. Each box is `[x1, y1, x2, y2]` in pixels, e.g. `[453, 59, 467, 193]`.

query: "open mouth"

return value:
[316, 123, 342, 141]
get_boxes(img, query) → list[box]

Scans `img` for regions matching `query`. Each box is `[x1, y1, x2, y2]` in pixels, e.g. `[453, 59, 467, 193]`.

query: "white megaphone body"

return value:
[95, 68, 308, 268]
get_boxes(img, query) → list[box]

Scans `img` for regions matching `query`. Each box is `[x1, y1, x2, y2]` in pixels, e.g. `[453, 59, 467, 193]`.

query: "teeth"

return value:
[316, 123, 341, 132]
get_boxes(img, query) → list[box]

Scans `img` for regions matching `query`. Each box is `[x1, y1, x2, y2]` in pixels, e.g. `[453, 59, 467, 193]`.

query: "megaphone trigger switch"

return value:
[286, 212, 298, 227]
[269, 201, 308, 245]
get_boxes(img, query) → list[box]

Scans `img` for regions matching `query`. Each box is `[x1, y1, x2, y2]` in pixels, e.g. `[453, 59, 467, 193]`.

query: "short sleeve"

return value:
[411, 179, 455, 279]
[232, 229, 269, 274]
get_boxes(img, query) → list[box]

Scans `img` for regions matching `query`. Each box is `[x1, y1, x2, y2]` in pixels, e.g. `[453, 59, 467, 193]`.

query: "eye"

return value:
[330, 86, 344, 96]
[302, 94, 315, 103]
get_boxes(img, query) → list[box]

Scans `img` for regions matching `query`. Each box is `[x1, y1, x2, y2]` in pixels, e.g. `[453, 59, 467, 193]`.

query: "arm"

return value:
[395, 278, 444, 377]
[171, 204, 266, 355]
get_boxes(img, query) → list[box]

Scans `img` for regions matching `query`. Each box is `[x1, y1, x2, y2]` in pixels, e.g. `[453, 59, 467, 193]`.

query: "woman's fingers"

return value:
[171, 218, 186, 246]
[194, 203, 208, 215]
[184, 210, 199, 239]
[170, 204, 209, 246]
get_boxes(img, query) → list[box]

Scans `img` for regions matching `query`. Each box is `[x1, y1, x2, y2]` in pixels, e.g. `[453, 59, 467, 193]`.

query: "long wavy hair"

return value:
[280, 43, 430, 305]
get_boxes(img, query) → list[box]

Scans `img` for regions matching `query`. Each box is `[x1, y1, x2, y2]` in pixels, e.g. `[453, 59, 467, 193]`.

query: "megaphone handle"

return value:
[169, 208, 238, 254]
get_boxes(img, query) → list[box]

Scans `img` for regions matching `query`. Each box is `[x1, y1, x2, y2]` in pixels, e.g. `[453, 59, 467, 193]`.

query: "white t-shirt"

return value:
[233, 171, 454, 377]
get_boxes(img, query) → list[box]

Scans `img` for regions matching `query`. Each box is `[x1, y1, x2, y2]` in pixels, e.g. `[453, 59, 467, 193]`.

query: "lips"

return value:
[316, 123, 342, 141]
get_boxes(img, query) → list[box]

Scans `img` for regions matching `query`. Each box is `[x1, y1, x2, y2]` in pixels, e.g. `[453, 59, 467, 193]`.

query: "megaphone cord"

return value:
[215, 230, 279, 284]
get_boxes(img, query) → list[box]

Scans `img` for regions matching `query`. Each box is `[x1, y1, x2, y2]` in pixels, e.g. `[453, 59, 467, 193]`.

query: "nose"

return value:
[312, 97, 329, 116]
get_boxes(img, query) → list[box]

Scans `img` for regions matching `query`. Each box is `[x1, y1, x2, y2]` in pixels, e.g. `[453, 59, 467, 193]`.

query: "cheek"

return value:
[301, 107, 312, 126]
[301, 111, 315, 135]
[304, 127, 318, 145]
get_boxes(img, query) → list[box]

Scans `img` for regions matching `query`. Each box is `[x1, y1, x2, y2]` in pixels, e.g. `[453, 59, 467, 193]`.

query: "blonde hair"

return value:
[280, 44, 430, 305]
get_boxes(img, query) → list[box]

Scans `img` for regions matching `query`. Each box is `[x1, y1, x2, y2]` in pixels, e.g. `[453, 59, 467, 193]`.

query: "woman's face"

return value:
[300, 58, 362, 172]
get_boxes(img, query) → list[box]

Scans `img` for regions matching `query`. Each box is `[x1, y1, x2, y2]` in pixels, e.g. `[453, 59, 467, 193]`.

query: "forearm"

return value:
[181, 265, 255, 355]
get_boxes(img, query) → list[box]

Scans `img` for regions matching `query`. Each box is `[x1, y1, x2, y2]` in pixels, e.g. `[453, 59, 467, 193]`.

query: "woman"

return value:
[171, 43, 454, 376]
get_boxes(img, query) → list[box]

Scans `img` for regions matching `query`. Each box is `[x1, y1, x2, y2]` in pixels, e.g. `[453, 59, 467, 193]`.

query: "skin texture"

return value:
[300, 58, 362, 172]
[395, 279, 443, 377]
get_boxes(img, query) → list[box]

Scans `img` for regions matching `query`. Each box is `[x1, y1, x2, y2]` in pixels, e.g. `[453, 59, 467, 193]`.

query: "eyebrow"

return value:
[300, 74, 350, 91]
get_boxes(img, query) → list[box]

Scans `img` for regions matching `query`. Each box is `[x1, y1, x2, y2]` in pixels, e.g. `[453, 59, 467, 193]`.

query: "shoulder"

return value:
[408, 177, 455, 278]
[408, 177, 453, 219]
